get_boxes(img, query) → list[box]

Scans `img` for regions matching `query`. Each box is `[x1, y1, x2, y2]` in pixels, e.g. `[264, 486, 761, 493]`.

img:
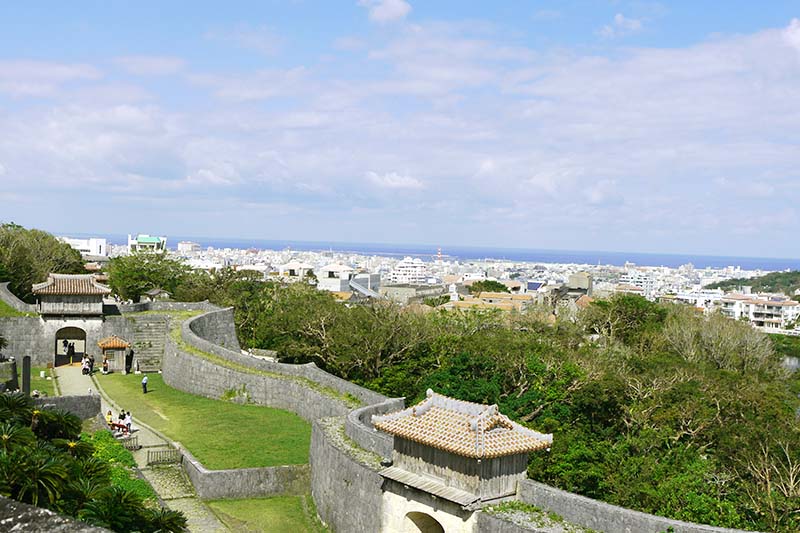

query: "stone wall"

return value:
[35, 394, 101, 420]
[517, 480, 762, 533]
[118, 301, 216, 314]
[182, 311, 387, 406]
[0, 360, 18, 391]
[162, 342, 353, 422]
[310, 418, 386, 533]
[345, 397, 404, 458]
[0, 495, 109, 532]
[177, 444, 310, 500]
[476, 513, 548, 533]
[0, 282, 36, 312]
[187, 307, 240, 351]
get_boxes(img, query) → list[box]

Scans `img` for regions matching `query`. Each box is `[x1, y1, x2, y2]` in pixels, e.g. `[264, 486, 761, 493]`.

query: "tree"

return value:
[107, 252, 190, 302]
[468, 279, 510, 294]
[0, 224, 84, 302]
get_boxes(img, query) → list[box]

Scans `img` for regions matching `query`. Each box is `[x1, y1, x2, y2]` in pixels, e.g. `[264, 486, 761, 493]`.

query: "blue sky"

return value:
[1, 1, 799, 257]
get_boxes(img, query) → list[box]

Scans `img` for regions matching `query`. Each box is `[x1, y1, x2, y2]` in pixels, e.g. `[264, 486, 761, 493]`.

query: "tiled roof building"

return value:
[32, 274, 110, 316]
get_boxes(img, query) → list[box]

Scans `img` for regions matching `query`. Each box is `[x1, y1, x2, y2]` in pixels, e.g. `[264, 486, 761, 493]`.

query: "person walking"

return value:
[141, 374, 148, 394]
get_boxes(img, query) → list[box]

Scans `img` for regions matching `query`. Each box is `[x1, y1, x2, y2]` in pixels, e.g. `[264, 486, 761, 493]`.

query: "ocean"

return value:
[97, 234, 800, 271]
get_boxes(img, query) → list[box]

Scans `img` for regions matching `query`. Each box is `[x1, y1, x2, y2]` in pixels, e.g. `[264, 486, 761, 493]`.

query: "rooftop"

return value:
[32, 274, 111, 296]
[373, 390, 552, 459]
[97, 335, 130, 350]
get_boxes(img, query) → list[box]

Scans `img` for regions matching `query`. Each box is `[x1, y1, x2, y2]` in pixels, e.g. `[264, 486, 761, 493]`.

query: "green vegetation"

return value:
[468, 279, 510, 294]
[0, 223, 84, 302]
[31, 366, 55, 397]
[706, 270, 800, 295]
[98, 373, 310, 469]
[207, 495, 328, 533]
[0, 391, 185, 531]
[485, 500, 596, 532]
[0, 298, 33, 317]
[771, 334, 800, 359]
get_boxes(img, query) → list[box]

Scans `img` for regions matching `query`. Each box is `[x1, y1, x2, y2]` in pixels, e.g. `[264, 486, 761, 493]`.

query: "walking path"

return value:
[53, 365, 228, 533]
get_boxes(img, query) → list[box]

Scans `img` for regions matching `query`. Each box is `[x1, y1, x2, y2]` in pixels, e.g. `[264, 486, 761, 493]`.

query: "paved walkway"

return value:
[53, 365, 228, 532]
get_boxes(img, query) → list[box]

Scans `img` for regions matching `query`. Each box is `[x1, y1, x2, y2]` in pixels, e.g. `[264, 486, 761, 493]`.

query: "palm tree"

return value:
[0, 421, 35, 452]
[0, 391, 33, 425]
[13, 450, 69, 507]
[145, 507, 189, 532]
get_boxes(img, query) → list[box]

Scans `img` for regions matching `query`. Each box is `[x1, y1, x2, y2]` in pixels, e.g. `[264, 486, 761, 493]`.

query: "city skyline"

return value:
[2, 2, 800, 257]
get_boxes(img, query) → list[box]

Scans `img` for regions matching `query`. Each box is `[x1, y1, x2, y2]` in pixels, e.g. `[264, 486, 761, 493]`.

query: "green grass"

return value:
[98, 373, 311, 469]
[0, 298, 34, 317]
[31, 366, 55, 396]
[207, 495, 328, 533]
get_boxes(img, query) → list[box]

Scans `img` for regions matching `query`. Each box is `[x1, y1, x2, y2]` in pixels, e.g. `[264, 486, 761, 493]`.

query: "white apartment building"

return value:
[59, 236, 107, 257]
[388, 257, 429, 285]
[128, 234, 167, 253]
[673, 288, 725, 313]
[177, 241, 201, 253]
[619, 270, 658, 299]
[719, 294, 800, 331]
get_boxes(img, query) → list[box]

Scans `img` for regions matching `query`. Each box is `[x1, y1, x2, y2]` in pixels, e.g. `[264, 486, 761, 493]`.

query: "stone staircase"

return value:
[130, 316, 169, 372]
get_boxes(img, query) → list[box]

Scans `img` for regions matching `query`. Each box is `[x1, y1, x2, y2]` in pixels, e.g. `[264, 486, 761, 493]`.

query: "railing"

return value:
[120, 435, 140, 451]
[146, 448, 180, 465]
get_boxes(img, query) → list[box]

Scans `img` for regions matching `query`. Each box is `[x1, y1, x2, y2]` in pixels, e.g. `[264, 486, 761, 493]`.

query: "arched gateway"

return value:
[405, 512, 444, 533]
[54, 327, 86, 366]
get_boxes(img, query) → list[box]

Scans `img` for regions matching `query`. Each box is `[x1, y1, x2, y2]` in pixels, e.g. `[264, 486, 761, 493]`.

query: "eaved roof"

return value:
[373, 390, 552, 459]
[32, 274, 111, 296]
[97, 336, 130, 350]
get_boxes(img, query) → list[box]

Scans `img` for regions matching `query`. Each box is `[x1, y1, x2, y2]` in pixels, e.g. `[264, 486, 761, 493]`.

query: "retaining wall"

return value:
[182, 310, 387, 406]
[345, 397, 404, 458]
[187, 307, 240, 351]
[476, 513, 549, 532]
[0, 282, 36, 312]
[310, 418, 385, 533]
[118, 301, 216, 314]
[0, 495, 109, 532]
[35, 394, 101, 420]
[177, 444, 310, 500]
[517, 480, 762, 533]
[162, 343, 354, 422]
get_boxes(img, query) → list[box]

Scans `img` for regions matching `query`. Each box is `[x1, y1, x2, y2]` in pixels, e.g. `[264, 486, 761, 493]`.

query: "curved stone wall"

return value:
[345, 397, 404, 458]
[181, 310, 387, 406]
[0, 282, 36, 313]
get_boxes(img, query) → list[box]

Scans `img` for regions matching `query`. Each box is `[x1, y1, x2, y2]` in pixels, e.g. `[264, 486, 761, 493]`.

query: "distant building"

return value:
[279, 261, 314, 280]
[316, 264, 380, 297]
[128, 234, 167, 253]
[619, 270, 656, 298]
[59, 236, 108, 257]
[718, 294, 800, 331]
[380, 284, 446, 305]
[388, 257, 430, 285]
[177, 241, 201, 254]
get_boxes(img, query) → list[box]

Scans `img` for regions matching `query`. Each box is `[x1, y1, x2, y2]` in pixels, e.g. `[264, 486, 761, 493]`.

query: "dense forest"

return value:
[105, 253, 800, 532]
[2, 230, 799, 532]
[706, 270, 800, 298]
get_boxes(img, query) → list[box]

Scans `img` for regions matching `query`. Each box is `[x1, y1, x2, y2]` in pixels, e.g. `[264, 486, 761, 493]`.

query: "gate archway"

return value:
[404, 512, 445, 533]
[55, 327, 86, 366]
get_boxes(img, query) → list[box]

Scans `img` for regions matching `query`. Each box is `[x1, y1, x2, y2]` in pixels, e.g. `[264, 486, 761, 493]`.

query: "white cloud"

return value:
[783, 18, 800, 53]
[359, 0, 412, 24]
[205, 25, 282, 55]
[366, 171, 424, 189]
[0, 60, 100, 96]
[599, 14, 644, 39]
[114, 56, 185, 75]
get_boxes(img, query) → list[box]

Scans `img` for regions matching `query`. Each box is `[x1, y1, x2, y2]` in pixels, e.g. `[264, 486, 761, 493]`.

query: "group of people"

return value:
[106, 409, 134, 437]
[80, 354, 111, 375]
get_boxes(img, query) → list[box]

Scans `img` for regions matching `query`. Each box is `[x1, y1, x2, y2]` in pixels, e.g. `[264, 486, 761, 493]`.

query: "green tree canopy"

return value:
[0, 223, 85, 302]
[468, 279, 510, 294]
[106, 252, 190, 302]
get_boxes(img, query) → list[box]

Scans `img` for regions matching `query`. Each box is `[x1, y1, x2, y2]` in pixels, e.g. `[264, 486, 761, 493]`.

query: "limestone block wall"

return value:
[187, 307, 240, 351]
[517, 480, 762, 533]
[162, 343, 354, 422]
[182, 311, 387, 406]
[0, 495, 109, 532]
[476, 513, 548, 532]
[310, 419, 385, 533]
[0, 360, 18, 391]
[0, 282, 36, 312]
[0, 318, 47, 364]
[177, 444, 310, 500]
[35, 394, 101, 420]
[117, 301, 216, 314]
[345, 397, 404, 458]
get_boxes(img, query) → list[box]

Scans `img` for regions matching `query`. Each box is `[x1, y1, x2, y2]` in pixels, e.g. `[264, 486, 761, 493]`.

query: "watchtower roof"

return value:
[32, 274, 111, 296]
[373, 389, 552, 459]
[97, 336, 130, 350]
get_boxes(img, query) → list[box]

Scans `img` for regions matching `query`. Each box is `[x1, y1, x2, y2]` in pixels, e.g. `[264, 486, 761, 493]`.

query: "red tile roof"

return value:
[97, 336, 130, 350]
[373, 390, 552, 459]
[32, 274, 111, 296]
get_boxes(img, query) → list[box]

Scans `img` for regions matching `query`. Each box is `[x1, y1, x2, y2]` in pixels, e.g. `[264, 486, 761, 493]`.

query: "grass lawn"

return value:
[98, 373, 310, 469]
[31, 366, 55, 396]
[0, 298, 34, 317]
[207, 495, 328, 533]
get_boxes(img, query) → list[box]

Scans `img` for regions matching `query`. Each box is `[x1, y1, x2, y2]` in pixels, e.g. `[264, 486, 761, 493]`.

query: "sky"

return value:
[1, 1, 799, 258]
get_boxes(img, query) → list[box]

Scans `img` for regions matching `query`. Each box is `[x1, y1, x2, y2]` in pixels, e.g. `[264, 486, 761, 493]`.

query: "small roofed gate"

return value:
[55, 327, 86, 366]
